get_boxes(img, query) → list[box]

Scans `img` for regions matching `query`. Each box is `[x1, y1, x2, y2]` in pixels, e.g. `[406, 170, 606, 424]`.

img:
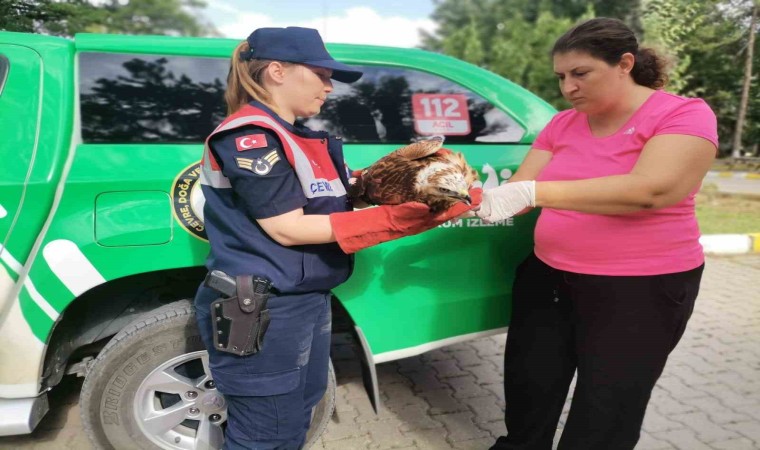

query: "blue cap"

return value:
[241, 26, 363, 83]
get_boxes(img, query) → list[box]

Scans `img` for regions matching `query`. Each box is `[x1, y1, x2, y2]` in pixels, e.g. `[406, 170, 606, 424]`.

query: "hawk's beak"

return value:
[459, 189, 472, 205]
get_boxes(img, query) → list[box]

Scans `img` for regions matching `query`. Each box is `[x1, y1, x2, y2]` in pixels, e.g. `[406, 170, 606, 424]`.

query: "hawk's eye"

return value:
[438, 187, 453, 194]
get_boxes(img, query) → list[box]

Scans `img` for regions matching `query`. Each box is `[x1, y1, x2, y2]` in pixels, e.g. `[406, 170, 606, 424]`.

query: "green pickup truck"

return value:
[0, 31, 554, 449]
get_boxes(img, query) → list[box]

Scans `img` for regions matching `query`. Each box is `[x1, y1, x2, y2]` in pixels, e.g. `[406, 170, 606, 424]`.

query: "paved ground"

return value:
[1, 254, 759, 450]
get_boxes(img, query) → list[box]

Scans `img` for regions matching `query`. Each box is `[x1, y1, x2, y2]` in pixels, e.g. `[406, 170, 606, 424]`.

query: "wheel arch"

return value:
[41, 266, 207, 390]
[330, 294, 381, 413]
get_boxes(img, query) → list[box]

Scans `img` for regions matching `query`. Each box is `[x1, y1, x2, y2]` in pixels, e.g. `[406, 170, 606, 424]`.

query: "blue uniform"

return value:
[194, 101, 352, 449]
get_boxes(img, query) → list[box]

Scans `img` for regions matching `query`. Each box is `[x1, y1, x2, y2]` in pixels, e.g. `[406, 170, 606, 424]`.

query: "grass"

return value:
[696, 185, 760, 234]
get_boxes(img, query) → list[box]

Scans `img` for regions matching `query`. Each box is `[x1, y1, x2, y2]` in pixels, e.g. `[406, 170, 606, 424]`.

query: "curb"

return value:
[700, 233, 760, 255]
[706, 170, 760, 180]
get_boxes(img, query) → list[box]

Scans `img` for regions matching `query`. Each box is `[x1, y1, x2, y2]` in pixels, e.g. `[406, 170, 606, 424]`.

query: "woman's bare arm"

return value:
[535, 134, 716, 214]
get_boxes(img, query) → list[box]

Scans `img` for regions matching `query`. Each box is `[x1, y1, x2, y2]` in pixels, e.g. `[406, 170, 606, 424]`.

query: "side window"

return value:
[0, 55, 8, 96]
[302, 65, 525, 144]
[79, 53, 228, 143]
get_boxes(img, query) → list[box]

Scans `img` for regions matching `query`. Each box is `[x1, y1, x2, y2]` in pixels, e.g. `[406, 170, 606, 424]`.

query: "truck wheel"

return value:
[80, 299, 335, 450]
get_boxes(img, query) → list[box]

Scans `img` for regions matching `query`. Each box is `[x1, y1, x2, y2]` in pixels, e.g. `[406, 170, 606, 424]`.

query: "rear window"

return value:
[79, 53, 524, 144]
[302, 66, 525, 143]
[79, 53, 227, 143]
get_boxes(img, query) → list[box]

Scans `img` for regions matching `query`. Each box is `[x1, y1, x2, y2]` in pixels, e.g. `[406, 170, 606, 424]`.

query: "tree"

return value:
[0, 0, 97, 35]
[422, 0, 511, 55]
[422, 0, 648, 108]
[0, 0, 216, 37]
[488, 12, 585, 109]
[538, 0, 643, 33]
[422, 0, 592, 108]
[423, 0, 642, 52]
[641, 0, 714, 93]
[425, 0, 759, 156]
[675, 0, 759, 156]
[86, 0, 216, 36]
[732, 0, 758, 157]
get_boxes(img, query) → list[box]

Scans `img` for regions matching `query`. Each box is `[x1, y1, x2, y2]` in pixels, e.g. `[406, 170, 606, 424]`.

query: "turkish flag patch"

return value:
[235, 134, 267, 151]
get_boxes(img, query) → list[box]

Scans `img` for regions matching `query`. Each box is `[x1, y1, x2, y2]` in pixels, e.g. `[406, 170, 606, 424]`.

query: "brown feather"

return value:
[393, 138, 444, 160]
[348, 137, 480, 212]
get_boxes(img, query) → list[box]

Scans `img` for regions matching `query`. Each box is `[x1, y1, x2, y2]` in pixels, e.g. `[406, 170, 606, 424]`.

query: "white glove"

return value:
[476, 181, 536, 222]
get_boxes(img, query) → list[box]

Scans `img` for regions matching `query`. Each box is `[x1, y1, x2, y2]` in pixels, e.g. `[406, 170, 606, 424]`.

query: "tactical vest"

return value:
[200, 102, 353, 294]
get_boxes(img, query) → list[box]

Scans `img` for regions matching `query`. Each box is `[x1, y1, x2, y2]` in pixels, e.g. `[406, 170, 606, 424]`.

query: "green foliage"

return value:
[422, 0, 646, 109]
[489, 12, 589, 109]
[425, 0, 759, 155]
[640, 0, 711, 92]
[0, 0, 216, 37]
[0, 0, 96, 35]
[440, 19, 485, 65]
[673, 0, 758, 154]
[87, 0, 215, 36]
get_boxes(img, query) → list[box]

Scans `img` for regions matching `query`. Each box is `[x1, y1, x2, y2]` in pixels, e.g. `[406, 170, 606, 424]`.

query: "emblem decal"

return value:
[237, 150, 281, 175]
[171, 162, 207, 241]
[236, 133, 267, 151]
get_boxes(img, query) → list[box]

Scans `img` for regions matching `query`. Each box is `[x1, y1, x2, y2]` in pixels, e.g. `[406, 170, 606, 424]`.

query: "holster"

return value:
[205, 270, 273, 356]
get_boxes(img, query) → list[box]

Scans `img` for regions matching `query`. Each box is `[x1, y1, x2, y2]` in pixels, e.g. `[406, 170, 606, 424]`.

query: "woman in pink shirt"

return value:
[479, 18, 718, 450]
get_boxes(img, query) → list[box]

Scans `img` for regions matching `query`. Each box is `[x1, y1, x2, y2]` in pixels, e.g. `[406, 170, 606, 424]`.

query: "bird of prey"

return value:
[348, 136, 479, 212]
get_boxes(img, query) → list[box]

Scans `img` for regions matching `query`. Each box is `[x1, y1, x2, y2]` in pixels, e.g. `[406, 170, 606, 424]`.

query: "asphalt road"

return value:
[703, 173, 760, 196]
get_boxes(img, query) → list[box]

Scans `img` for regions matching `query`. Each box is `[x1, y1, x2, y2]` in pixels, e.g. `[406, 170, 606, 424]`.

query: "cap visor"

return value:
[307, 59, 363, 83]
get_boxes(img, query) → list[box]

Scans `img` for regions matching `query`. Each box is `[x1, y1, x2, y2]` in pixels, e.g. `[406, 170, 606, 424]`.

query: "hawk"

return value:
[348, 136, 479, 212]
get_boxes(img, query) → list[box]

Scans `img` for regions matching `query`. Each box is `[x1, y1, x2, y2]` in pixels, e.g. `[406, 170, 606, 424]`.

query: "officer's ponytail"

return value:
[225, 41, 286, 115]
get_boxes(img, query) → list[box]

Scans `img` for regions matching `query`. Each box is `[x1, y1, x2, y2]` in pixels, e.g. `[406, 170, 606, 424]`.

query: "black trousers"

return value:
[491, 253, 703, 450]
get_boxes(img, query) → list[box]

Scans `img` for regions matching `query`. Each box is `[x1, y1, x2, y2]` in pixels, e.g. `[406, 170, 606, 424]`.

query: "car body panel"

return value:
[0, 31, 555, 400]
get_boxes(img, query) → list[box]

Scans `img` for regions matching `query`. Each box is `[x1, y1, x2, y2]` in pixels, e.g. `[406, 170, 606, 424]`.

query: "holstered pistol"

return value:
[205, 270, 272, 356]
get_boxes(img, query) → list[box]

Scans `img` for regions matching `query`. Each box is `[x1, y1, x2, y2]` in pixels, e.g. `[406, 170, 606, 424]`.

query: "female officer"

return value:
[194, 26, 477, 449]
[477, 18, 718, 450]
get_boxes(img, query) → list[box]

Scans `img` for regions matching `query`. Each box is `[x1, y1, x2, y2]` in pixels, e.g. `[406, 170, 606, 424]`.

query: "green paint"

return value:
[17, 288, 55, 343]
[95, 191, 173, 246]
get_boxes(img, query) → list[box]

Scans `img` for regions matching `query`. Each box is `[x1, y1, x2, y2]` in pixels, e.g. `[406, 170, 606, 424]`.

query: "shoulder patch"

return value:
[236, 150, 281, 175]
[235, 134, 268, 151]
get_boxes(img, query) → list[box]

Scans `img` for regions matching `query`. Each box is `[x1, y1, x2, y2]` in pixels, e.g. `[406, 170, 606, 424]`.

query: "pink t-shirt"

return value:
[532, 90, 718, 275]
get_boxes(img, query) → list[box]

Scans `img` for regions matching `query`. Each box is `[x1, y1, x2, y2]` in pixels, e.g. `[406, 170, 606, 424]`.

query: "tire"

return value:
[80, 299, 335, 450]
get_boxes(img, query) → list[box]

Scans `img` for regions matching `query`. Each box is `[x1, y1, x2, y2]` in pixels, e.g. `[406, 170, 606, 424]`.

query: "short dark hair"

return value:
[552, 17, 668, 89]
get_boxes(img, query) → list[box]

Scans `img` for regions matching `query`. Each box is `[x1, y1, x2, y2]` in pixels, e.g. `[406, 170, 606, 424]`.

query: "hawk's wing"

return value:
[349, 137, 448, 205]
[392, 137, 444, 160]
[363, 155, 419, 205]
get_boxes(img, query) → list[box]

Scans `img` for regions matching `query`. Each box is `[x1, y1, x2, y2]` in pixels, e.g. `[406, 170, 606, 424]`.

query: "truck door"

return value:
[0, 45, 42, 261]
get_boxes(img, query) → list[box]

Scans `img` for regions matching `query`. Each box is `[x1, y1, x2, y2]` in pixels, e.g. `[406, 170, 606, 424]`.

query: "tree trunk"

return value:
[731, 2, 757, 158]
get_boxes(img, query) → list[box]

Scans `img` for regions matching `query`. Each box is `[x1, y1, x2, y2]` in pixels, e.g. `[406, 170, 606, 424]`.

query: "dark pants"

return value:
[195, 285, 332, 450]
[491, 253, 703, 450]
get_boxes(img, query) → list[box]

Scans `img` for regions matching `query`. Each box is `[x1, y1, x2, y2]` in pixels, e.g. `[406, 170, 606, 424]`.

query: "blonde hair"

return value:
[224, 41, 292, 115]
